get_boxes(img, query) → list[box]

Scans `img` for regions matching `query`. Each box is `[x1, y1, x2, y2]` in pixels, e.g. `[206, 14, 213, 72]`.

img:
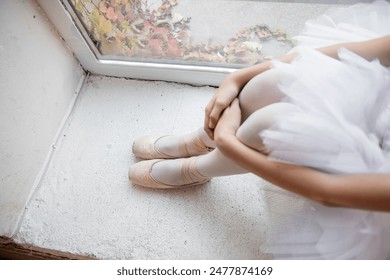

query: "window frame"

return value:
[37, 0, 235, 86]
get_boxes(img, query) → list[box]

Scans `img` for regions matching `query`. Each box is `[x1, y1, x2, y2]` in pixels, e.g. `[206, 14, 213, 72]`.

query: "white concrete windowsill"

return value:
[14, 75, 274, 259]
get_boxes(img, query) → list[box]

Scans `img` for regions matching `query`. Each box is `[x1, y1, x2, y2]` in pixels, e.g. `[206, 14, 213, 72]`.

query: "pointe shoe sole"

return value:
[128, 159, 210, 189]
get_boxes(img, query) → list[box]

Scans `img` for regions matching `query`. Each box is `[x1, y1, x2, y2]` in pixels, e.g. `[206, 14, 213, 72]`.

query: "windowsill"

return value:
[14, 75, 272, 259]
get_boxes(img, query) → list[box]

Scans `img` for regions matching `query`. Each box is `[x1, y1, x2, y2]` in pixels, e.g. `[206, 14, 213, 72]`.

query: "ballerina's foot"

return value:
[128, 156, 210, 188]
[132, 131, 214, 160]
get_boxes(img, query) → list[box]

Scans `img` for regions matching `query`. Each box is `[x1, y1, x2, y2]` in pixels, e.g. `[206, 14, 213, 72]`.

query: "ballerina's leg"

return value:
[142, 68, 286, 159]
[150, 70, 298, 186]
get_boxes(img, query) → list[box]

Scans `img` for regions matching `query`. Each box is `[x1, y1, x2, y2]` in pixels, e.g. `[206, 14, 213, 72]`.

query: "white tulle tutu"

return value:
[259, 0, 390, 259]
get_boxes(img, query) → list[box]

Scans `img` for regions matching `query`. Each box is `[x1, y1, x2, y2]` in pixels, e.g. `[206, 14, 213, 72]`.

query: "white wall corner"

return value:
[0, 0, 85, 236]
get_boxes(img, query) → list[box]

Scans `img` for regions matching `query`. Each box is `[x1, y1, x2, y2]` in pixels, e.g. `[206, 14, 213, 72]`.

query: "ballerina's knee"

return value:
[237, 102, 299, 154]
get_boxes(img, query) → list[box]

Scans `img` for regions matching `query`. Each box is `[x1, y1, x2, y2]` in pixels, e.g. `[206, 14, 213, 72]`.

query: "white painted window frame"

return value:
[37, 0, 235, 86]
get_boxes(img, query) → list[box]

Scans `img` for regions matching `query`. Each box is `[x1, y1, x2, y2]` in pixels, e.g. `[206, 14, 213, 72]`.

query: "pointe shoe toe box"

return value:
[128, 158, 210, 189]
[132, 135, 173, 160]
[129, 160, 171, 188]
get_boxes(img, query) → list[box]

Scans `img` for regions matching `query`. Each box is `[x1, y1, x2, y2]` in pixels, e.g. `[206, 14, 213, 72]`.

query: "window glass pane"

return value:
[68, 0, 363, 67]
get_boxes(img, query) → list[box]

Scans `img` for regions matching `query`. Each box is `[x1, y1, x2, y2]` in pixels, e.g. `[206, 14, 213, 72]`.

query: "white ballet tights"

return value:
[155, 128, 216, 158]
[151, 69, 298, 185]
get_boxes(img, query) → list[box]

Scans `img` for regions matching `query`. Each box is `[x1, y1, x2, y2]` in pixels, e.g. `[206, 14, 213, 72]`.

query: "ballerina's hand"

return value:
[204, 83, 240, 140]
[214, 98, 242, 140]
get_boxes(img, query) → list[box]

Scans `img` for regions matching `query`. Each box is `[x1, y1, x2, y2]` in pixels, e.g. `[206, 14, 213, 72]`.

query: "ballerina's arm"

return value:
[204, 52, 296, 139]
[215, 99, 390, 212]
[205, 36, 390, 140]
[317, 35, 390, 67]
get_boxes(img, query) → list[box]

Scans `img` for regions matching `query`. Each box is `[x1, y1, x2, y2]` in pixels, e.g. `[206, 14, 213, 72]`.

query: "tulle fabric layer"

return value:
[260, 185, 390, 259]
[259, 0, 390, 259]
[261, 48, 390, 174]
[292, 0, 390, 48]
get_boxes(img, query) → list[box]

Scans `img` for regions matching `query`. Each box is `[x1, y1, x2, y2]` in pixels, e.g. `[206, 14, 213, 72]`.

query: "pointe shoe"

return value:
[132, 134, 214, 160]
[128, 157, 210, 189]
[132, 135, 175, 160]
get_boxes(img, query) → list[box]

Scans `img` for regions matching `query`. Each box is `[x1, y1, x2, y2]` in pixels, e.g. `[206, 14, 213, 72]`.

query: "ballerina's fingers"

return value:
[204, 95, 234, 140]
[215, 98, 242, 137]
[204, 95, 216, 140]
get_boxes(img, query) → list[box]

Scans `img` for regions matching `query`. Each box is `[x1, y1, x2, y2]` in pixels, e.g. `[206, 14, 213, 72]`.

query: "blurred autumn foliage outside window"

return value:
[70, 0, 293, 65]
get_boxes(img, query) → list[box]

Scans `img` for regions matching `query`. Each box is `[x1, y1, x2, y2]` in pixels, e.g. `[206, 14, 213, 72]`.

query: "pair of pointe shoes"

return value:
[129, 134, 214, 189]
